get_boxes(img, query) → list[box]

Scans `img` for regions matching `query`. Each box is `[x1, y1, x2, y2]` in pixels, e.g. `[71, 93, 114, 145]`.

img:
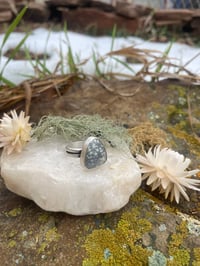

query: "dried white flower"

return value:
[0, 110, 31, 155]
[136, 145, 200, 203]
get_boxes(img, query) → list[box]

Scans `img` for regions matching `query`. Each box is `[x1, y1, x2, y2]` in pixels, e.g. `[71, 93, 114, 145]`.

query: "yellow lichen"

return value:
[130, 189, 147, 203]
[168, 127, 200, 157]
[38, 227, 61, 254]
[165, 84, 200, 158]
[167, 85, 187, 97]
[7, 207, 22, 217]
[45, 227, 61, 242]
[168, 221, 188, 249]
[8, 230, 18, 238]
[38, 242, 48, 254]
[167, 104, 187, 128]
[193, 248, 200, 266]
[167, 249, 190, 266]
[167, 221, 190, 265]
[38, 213, 50, 223]
[83, 207, 152, 265]
[8, 240, 17, 248]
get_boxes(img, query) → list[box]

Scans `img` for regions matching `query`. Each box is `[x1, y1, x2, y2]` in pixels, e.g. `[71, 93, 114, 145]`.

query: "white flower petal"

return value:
[161, 176, 171, 189]
[0, 110, 31, 154]
[136, 145, 200, 203]
[173, 185, 180, 203]
[146, 173, 158, 185]
[151, 179, 161, 191]
[175, 183, 190, 202]
[163, 183, 173, 199]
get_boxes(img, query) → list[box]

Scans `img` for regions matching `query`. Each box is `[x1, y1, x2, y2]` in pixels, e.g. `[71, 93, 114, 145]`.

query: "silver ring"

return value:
[66, 136, 107, 169]
[65, 141, 83, 157]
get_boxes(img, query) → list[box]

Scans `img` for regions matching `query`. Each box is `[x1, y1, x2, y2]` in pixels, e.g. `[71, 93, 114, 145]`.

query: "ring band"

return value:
[66, 137, 107, 169]
[65, 141, 83, 157]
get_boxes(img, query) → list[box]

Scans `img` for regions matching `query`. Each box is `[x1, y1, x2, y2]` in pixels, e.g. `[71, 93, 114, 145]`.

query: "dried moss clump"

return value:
[128, 122, 169, 155]
[32, 115, 131, 150]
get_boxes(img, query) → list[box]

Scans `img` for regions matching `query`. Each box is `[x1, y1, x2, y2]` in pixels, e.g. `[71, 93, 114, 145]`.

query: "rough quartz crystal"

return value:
[0, 137, 141, 215]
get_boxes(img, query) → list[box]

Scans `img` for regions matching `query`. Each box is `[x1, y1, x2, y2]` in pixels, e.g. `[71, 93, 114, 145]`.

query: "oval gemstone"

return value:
[81, 137, 107, 169]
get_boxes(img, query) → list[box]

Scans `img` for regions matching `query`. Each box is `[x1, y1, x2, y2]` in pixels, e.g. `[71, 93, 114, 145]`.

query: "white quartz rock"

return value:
[0, 138, 141, 215]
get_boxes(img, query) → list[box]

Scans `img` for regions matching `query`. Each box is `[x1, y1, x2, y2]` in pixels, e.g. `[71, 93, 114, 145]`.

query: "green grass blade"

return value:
[68, 46, 77, 73]
[0, 75, 15, 87]
[36, 59, 52, 75]
[43, 30, 51, 67]
[110, 24, 117, 52]
[106, 24, 118, 74]
[0, 6, 27, 50]
[92, 51, 102, 76]
[59, 41, 65, 75]
[0, 33, 29, 75]
[23, 45, 32, 61]
[155, 40, 174, 74]
[24, 46, 52, 77]
[112, 56, 136, 74]
[63, 22, 78, 74]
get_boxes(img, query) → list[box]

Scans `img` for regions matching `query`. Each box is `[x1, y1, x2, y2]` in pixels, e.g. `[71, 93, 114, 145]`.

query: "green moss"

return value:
[83, 207, 152, 265]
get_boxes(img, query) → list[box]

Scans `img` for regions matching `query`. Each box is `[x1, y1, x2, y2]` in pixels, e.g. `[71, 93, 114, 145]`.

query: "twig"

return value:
[97, 78, 141, 97]
[23, 81, 32, 116]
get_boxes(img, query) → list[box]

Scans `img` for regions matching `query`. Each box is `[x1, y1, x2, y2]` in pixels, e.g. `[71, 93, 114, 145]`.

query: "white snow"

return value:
[0, 27, 199, 84]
